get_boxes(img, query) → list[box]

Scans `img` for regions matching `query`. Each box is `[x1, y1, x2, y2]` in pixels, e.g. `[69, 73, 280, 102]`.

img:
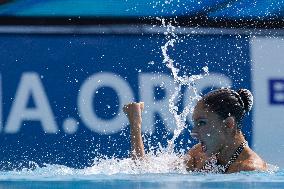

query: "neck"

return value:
[217, 131, 246, 166]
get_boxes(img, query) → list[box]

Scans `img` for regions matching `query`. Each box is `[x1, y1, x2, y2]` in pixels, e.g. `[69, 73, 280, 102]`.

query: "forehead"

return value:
[192, 101, 214, 120]
[192, 102, 209, 120]
[193, 101, 222, 122]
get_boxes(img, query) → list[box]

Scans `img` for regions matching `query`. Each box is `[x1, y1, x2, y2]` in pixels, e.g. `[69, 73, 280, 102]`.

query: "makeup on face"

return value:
[194, 118, 208, 128]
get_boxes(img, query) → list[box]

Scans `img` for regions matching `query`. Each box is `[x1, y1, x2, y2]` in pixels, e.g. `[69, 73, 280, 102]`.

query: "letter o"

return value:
[78, 73, 134, 134]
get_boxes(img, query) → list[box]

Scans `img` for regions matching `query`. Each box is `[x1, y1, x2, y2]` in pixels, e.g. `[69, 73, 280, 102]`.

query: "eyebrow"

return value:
[193, 117, 207, 122]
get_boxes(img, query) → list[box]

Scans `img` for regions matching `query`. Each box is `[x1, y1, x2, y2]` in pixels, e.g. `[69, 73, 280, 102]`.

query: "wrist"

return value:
[130, 123, 142, 134]
[129, 118, 142, 127]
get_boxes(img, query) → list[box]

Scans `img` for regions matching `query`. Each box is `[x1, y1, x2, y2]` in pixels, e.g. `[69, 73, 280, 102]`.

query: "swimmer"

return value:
[123, 88, 267, 173]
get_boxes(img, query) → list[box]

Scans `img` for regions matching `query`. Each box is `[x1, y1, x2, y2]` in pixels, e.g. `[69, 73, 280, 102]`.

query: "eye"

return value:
[198, 120, 207, 126]
[193, 120, 207, 127]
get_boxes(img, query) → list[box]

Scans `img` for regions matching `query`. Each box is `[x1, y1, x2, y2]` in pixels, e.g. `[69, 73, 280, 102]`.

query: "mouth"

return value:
[190, 132, 207, 152]
[190, 132, 199, 140]
[200, 141, 207, 152]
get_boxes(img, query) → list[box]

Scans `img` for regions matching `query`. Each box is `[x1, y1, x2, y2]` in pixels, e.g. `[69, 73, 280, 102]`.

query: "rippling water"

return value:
[0, 156, 281, 189]
[0, 170, 283, 189]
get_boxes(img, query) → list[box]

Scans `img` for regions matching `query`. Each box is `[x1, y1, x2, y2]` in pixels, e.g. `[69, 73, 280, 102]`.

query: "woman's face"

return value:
[191, 102, 227, 156]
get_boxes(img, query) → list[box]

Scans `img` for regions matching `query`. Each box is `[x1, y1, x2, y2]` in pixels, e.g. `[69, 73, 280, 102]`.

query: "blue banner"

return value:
[0, 33, 251, 169]
[0, 0, 282, 19]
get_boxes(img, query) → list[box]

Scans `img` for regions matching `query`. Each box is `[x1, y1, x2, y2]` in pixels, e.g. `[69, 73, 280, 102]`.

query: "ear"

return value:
[224, 116, 235, 129]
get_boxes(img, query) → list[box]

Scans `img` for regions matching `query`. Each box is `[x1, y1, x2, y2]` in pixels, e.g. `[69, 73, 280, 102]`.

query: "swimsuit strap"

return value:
[200, 141, 248, 173]
[223, 141, 248, 173]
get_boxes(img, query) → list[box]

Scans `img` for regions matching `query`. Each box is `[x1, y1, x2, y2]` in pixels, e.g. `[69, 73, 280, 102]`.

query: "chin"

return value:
[204, 150, 214, 157]
[204, 147, 218, 157]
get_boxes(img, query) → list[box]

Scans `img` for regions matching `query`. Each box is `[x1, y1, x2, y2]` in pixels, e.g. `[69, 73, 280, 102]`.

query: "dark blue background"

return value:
[0, 0, 282, 19]
[0, 34, 251, 169]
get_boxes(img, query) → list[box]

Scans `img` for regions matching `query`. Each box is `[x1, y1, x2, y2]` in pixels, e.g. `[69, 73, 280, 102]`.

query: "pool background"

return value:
[0, 2, 283, 187]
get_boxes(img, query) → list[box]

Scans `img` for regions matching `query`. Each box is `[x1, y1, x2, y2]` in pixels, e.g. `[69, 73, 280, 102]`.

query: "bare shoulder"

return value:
[227, 149, 268, 173]
[185, 143, 207, 171]
[187, 143, 203, 156]
[229, 159, 267, 173]
[242, 156, 267, 171]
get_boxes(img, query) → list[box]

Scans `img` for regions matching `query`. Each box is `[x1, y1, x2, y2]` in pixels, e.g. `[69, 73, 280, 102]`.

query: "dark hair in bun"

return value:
[237, 89, 253, 112]
[200, 88, 253, 130]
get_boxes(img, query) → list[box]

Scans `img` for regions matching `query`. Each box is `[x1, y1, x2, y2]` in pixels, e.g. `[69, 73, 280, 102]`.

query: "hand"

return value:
[123, 102, 144, 126]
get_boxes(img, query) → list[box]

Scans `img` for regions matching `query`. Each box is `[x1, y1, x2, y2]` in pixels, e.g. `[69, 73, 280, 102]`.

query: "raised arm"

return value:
[123, 102, 145, 159]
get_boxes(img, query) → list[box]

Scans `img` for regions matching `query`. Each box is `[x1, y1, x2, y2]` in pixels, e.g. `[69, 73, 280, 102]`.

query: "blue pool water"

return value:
[1, 172, 284, 189]
[0, 162, 282, 189]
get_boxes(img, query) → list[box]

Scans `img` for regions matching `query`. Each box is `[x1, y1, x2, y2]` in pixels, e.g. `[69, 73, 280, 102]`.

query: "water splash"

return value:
[0, 162, 278, 180]
[0, 153, 187, 179]
[85, 151, 187, 175]
[158, 17, 209, 152]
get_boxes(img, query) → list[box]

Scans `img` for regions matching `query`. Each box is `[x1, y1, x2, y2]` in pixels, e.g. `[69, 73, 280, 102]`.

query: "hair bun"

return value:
[237, 89, 253, 112]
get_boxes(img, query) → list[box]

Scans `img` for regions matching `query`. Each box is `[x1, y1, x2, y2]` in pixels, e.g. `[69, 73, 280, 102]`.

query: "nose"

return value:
[190, 127, 199, 140]
[191, 125, 198, 134]
[190, 123, 200, 139]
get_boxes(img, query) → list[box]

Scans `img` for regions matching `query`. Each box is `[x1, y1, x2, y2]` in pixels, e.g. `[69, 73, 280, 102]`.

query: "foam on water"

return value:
[0, 163, 279, 182]
[84, 152, 187, 175]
